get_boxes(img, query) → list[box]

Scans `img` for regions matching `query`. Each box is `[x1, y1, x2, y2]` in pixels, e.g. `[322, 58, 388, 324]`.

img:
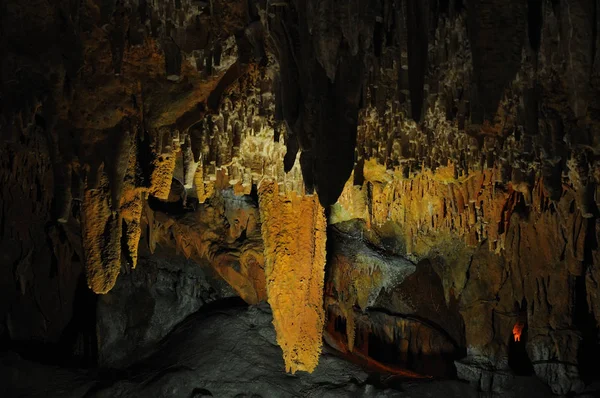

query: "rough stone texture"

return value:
[325, 224, 416, 351]
[146, 188, 267, 305]
[82, 167, 123, 294]
[1, 0, 600, 395]
[324, 221, 467, 379]
[0, 134, 83, 343]
[0, 0, 285, 301]
[258, 180, 327, 373]
[262, 0, 374, 206]
[96, 245, 235, 368]
[332, 160, 598, 393]
[2, 303, 539, 398]
[319, 2, 600, 385]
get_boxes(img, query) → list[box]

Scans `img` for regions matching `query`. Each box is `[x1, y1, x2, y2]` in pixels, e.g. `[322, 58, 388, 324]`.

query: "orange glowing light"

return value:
[513, 321, 524, 342]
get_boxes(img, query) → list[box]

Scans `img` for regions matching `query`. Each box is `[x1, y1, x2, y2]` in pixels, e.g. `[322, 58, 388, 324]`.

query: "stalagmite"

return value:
[194, 161, 215, 204]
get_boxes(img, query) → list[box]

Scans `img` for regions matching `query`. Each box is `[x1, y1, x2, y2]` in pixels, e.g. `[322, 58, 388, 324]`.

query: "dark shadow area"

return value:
[116, 297, 249, 377]
[508, 300, 534, 376]
[362, 320, 458, 379]
[574, 275, 600, 383]
[527, 0, 543, 51]
[147, 193, 195, 215]
[575, 219, 600, 385]
[65, 296, 251, 396]
[0, 274, 97, 368]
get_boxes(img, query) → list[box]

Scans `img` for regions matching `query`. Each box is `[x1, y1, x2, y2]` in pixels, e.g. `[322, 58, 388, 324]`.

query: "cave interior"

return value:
[1, 0, 600, 397]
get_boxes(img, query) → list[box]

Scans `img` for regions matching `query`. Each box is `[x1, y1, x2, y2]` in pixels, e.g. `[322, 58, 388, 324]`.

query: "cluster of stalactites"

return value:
[81, 122, 148, 293]
[77, 65, 307, 294]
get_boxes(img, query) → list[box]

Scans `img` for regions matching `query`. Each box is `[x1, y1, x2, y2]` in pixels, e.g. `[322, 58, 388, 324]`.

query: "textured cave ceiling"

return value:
[1, 0, 600, 397]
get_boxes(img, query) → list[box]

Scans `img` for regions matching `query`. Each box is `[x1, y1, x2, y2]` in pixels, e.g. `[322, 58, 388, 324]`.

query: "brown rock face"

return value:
[145, 190, 267, 305]
[331, 160, 597, 392]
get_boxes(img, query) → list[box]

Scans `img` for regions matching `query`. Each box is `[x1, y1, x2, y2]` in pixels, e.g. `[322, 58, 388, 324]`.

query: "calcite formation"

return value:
[149, 149, 178, 201]
[81, 167, 122, 294]
[258, 181, 327, 373]
[145, 191, 267, 305]
[120, 189, 144, 269]
[326, 305, 457, 378]
[188, 64, 306, 201]
[2, 0, 600, 395]
[332, 158, 595, 392]
[325, 226, 416, 352]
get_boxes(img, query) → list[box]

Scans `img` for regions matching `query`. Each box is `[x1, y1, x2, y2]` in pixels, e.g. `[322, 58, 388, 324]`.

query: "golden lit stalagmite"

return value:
[258, 181, 327, 373]
[193, 162, 215, 204]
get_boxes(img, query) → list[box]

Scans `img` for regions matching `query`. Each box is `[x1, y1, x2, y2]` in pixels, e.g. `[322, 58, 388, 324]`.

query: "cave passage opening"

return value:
[329, 312, 457, 378]
[508, 299, 534, 376]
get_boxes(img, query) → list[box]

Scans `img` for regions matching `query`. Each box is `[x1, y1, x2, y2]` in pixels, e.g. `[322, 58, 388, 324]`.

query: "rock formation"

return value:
[258, 180, 327, 373]
[1, 0, 599, 396]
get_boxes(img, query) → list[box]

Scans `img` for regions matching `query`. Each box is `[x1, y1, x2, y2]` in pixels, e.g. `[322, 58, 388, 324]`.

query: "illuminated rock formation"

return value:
[81, 167, 122, 294]
[332, 158, 593, 392]
[325, 305, 457, 378]
[144, 188, 267, 305]
[2, 0, 600, 395]
[325, 226, 415, 351]
[258, 181, 327, 373]
[149, 150, 178, 201]
[120, 189, 144, 269]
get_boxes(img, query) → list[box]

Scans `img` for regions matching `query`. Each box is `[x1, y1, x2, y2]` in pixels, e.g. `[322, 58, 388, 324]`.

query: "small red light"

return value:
[513, 321, 524, 342]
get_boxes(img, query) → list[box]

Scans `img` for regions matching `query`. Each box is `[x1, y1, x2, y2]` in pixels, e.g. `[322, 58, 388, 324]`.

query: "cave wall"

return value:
[260, 0, 600, 393]
[324, 0, 600, 394]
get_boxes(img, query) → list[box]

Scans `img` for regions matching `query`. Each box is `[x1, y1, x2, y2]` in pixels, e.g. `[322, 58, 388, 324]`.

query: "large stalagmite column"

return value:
[258, 181, 327, 373]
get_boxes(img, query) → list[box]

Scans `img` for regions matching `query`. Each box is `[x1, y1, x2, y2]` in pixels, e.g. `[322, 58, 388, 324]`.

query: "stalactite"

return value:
[406, 0, 429, 122]
[149, 149, 177, 200]
[2, 0, 600, 393]
[107, 122, 134, 210]
[193, 161, 215, 203]
[120, 189, 144, 269]
[182, 134, 198, 189]
[258, 180, 327, 373]
[81, 166, 122, 294]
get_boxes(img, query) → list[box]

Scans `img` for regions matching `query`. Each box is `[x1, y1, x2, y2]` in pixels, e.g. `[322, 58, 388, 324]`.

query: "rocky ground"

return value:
[1, 301, 560, 398]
